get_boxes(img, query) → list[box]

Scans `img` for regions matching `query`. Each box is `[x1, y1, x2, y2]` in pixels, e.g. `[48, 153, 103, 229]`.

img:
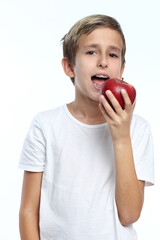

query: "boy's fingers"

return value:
[105, 90, 122, 114]
[99, 94, 117, 119]
[121, 89, 132, 111]
[99, 102, 109, 119]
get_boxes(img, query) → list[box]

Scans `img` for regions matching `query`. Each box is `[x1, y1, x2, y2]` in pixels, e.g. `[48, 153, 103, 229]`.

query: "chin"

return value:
[90, 95, 100, 103]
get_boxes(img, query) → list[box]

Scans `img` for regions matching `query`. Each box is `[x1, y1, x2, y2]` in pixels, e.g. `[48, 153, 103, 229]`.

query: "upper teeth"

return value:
[95, 75, 108, 79]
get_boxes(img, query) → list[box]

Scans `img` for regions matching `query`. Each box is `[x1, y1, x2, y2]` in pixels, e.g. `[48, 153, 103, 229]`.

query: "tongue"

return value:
[92, 79, 105, 86]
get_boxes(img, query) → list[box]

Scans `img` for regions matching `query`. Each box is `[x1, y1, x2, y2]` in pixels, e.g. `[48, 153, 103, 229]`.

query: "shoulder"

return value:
[30, 105, 66, 135]
[131, 114, 151, 130]
[131, 114, 152, 142]
[36, 105, 65, 125]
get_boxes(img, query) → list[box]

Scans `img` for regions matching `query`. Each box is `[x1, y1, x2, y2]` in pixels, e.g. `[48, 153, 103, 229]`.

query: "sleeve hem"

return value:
[18, 163, 44, 172]
[137, 176, 155, 186]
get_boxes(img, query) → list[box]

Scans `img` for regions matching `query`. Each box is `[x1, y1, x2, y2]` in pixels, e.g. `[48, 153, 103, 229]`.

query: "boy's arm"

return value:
[99, 89, 144, 226]
[19, 171, 43, 240]
[114, 138, 145, 225]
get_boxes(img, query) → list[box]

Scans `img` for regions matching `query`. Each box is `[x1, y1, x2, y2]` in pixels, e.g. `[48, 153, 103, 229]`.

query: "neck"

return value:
[67, 94, 106, 125]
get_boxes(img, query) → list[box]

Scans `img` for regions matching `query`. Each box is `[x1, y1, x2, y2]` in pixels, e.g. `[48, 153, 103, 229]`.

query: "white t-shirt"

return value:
[19, 104, 154, 240]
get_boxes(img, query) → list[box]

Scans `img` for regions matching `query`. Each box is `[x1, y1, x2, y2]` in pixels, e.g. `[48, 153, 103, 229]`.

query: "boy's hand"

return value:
[99, 89, 136, 144]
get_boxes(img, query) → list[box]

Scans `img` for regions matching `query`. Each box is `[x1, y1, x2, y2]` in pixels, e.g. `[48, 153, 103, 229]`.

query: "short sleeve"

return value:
[19, 114, 46, 172]
[132, 119, 154, 186]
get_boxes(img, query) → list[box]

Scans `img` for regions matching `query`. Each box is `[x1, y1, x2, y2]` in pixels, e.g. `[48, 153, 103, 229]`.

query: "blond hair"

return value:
[61, 14, 126, 84]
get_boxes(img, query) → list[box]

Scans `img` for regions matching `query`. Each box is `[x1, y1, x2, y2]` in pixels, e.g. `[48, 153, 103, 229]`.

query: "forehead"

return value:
[77, 27, 123, 50]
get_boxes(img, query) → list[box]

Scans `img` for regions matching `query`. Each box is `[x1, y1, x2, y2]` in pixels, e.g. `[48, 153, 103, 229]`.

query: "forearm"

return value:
[19, 210, 40, 240]
[99, 90, 144, 225]
[114, 137, 143, 225]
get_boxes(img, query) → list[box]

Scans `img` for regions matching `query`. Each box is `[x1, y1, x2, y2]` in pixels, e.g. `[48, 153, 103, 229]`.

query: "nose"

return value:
[97, 54, 108, 68]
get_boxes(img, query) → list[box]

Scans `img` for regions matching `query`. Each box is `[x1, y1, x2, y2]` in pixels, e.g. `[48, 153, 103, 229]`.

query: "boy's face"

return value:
[65, 27, 124, 103]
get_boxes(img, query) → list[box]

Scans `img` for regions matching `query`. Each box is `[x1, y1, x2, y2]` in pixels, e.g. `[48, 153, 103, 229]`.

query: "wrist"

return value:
[113, 135, 131, 148]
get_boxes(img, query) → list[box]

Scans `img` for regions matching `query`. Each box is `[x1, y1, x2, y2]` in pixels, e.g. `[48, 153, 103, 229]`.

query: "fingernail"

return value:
[121, 89, 126, 93]
[106, 90, 111, 95]
[99, 95, 104, 101]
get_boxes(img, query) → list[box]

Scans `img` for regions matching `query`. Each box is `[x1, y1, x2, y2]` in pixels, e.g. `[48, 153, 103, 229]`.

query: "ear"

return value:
[61, 58, 75, 78]
[120, 64, 125, 79]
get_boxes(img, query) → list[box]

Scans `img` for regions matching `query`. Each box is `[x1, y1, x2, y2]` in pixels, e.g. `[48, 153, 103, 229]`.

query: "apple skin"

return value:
[100, 78, 136, 110]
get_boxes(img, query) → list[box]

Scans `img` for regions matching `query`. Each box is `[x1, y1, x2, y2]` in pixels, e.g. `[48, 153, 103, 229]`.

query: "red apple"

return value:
[100, 78, 136, 110]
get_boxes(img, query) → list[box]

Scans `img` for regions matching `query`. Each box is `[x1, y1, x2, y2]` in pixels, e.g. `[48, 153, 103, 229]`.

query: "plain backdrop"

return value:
[0, 0, 160, 239]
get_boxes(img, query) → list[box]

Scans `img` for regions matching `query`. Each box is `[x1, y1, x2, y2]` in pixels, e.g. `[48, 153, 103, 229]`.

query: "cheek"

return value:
[114, 63, 123, 76]
[111, 68, 122, 79]
[75, 61, 89, 76]
[117, 70, 122, 78]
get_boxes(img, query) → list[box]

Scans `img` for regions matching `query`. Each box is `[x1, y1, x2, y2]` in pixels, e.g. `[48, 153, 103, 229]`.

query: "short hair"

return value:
[61, 14, 126, 84]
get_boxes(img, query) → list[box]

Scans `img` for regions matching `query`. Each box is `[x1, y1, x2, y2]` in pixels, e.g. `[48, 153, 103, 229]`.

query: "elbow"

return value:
[119, 211, 141, 226]
[117, 199, 143, 226]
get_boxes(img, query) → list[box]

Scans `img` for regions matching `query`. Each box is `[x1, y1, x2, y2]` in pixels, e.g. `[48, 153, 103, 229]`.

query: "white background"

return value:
[0, 0, 159, 239]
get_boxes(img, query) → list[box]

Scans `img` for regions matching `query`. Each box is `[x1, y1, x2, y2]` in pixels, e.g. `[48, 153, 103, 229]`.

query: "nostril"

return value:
[98, 63, 108, 68]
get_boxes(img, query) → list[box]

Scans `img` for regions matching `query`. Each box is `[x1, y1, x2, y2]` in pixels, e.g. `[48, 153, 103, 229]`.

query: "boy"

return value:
[19, 14, 154, 240]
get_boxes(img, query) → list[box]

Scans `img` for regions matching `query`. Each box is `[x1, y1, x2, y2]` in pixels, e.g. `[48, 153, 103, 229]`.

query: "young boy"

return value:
[19, 14, 154, 240]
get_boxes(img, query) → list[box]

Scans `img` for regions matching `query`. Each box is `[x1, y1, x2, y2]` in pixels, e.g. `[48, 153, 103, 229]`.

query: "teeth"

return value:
[94, 83, 102, 88]
[95, 75, 108, 79]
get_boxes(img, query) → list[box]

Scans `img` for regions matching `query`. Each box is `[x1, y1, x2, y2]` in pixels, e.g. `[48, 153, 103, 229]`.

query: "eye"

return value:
[109, 53, 118, 58]
[87, 51, 96, 55]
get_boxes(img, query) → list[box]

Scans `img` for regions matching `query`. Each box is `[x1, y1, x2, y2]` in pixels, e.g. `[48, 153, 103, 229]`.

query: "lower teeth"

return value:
[95, 84, 101, 88]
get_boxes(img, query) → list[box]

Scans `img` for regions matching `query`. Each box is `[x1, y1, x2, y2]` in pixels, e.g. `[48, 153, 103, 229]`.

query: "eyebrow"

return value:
[82, 44, 121, 52]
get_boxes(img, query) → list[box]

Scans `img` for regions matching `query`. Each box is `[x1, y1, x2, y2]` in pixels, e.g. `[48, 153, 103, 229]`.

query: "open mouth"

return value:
[91, 74, 109, 89]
